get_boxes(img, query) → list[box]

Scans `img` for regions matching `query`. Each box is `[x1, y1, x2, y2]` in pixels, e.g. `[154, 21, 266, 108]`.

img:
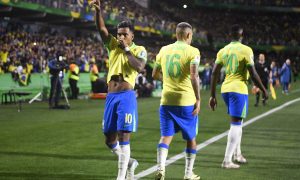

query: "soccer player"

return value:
[209, 25, 268, 169]
[152, 22, 201, 180]
[91, 0, 147, 179]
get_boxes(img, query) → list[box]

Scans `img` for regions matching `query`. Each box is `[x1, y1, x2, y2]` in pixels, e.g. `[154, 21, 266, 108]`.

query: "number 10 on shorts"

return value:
[125, 113, 133, 124]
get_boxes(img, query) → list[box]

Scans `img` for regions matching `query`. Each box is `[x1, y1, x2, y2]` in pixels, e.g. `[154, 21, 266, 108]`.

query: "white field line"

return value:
[135, 91, 300, 179]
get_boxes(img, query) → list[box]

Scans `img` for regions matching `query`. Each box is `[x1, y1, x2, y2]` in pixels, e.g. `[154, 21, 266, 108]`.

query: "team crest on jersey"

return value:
[138, 50, 147, 60]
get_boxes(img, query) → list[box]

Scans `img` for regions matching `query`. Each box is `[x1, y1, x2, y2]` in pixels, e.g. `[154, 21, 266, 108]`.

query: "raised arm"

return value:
[91, 0, 109, 41]
[209, 63, 222, 111]
[190, 63, 201, 115]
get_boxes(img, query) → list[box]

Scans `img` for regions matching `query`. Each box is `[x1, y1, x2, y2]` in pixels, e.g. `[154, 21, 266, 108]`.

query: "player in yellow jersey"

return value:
[91, 0, 147, 179]
[152, 22, 201, 180]
[209, 25, 268, 169]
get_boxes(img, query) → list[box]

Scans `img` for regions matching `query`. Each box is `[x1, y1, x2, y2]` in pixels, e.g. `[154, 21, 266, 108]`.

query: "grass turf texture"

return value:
[0, 83, 300, 180]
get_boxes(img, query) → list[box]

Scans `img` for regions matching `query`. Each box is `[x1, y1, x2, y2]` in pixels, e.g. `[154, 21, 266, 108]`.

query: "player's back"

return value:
[216, 41, 254, 94]
[156, 41, 200, 106]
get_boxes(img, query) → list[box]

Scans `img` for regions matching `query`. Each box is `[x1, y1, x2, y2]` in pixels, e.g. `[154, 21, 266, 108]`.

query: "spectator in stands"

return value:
[0, 44, 9, 73]
[135, 70, 153, 97]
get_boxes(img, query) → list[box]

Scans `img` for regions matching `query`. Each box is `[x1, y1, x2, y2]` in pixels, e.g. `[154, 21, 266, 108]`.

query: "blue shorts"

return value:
[159, 105, 199, 140]
[222, 92, 248, 119]
[103, 90, 137, 133]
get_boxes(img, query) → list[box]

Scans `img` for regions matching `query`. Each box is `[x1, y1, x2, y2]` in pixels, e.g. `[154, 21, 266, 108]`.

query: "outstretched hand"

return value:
[209, 97, 217, 111]
[89, 0, 101, 11]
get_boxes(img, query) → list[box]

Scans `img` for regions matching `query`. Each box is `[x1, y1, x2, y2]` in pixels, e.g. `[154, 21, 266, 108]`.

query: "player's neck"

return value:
[176, 39, 188, 44]
[231, 37, 242, 43]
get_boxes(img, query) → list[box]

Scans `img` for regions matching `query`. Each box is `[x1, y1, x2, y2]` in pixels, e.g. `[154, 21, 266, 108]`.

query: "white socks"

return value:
[235, 124, 243, 157]
[109, 142, 131, 180]
[117, 144, 130, 180]
[185, 149, 197, 177]
[157, 143, 169, 171]
[224, 123, 242, 163]
[111, 143, 121, 156]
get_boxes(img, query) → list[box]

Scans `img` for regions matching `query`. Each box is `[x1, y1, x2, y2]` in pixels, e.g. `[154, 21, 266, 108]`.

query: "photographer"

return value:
[48, 56, 67, 109]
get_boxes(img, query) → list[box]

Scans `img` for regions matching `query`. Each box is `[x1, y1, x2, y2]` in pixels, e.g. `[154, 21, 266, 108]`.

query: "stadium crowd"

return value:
[1, 0, 300, 97]
[157, 2, 300, 46]
[21, 0, 300, 46]
[0, 21, 107, 74]
[197, 0, 300, 6]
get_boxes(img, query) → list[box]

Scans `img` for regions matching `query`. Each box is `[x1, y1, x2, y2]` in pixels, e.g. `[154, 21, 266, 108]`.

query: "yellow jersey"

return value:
[0, 51, 8, 63]
[155, 41, 200, 106]
[215, 41, 254, 94]
[105, 34, 147, 88]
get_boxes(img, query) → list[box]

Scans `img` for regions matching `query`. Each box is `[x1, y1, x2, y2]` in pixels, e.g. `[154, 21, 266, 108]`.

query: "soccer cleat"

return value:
[234, 155, 247, 164]
[126, 159, 139, 180]
[155, 169, 165, 180]
[184, 173, 201, 180]
[221, 161, 240, 169]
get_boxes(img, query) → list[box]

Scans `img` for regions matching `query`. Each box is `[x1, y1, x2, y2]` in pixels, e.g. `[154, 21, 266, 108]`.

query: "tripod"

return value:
[49, 73, 70, 109]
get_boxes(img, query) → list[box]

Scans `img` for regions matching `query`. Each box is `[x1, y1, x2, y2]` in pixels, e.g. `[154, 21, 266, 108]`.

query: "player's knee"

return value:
[160, 136, 173, 145]
[118, 131, 131, 142]
[105, 137, 118, 148]
[186, 138, 197, 149]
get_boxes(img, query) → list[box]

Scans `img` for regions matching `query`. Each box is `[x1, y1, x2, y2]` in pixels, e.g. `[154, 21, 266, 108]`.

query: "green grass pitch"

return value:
[0, 84, 300, 180]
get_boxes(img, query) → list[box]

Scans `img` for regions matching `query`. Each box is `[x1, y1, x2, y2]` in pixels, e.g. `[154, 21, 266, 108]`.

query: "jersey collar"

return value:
[230, 41, 240, 44]
[175, 41, 187, 45]
[129, 42, 136, 49]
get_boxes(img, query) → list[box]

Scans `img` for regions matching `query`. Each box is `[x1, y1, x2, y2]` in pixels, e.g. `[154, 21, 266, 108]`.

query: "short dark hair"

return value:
[176, 22, 192, 31]
[176, 22, 193, 40]
[117, 21, 134, 32]
[230, 24, 243, 39]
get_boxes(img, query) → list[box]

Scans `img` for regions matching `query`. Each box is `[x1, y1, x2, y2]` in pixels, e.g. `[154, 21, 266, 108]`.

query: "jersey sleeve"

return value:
[245, 48, 254, 67]
[190, 48, 201, 65]
[155, 48, 163, 68]
[136, 46, 147, 63]
[215, 49, 223, 65]
[104, 34, 118, 51]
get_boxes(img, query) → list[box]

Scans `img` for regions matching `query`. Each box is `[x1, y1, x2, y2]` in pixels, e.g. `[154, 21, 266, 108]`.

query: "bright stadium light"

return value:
[183, 4, 187, 8]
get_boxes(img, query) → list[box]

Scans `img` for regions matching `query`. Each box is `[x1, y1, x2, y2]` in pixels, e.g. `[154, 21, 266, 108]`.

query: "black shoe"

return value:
[254, 103, 258, 107]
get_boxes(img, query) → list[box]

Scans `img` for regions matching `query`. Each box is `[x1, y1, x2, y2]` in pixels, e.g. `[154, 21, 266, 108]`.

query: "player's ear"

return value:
[186, 32, 191, 40]
[131, 33, 134, 41]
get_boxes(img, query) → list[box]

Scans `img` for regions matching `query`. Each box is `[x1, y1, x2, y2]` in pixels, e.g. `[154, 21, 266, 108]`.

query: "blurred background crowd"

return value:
[0, 0, 299, 98]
